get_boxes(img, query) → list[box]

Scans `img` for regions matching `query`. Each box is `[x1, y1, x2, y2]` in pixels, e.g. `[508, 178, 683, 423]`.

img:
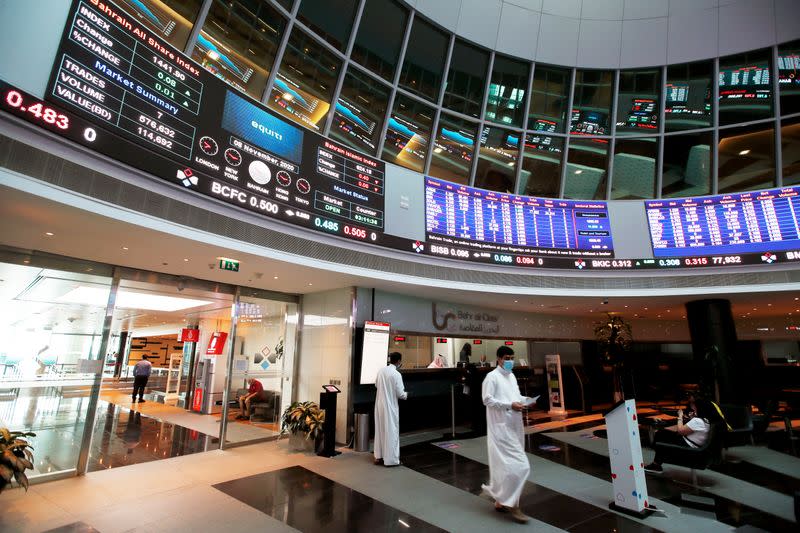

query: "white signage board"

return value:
[359, 321, 391, 385]
[605, 399, 651, 516]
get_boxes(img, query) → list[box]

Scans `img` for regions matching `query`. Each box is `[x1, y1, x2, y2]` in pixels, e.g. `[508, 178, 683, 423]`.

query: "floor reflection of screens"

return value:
[532, 119, 557, 132]
[334, 98, 377, 149]
[269, 74, 329, 131]
[779, 53, 800, 86]
[385, 115, 428, 167]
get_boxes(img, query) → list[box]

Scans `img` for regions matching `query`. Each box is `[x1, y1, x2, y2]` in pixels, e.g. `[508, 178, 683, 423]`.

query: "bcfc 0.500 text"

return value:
[211, 182, 279, 214]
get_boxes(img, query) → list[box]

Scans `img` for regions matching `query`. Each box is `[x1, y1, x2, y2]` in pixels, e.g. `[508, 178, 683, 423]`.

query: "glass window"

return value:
[719, 50, 773, 125]
[616, 69, 661, 135]
[783, 117, 800, 185]
[485, 55, 529, 127]
[474, 126, 519, 193]
[665, 60, 713, 131]
[519, 134, 563, 198]
[718, 124, 776, 193]
[662, 133, 713, 198]
[570, 70, 613, 135]
[381, 95, 433, 172]
[191, 0, 286, 99]
[528, 65, 570, 133]
[429, 114, 477, 185]
[296, 0, 358, 51]
[0, 261, 112, 479]
[398, 18, 448, 101]
[779, 40, 800, 115]
[117, 0, 204, 49]
[275, 0, 293, 9]
[267, 28, 342, 131]
[330, 67, 390, 154]
[611, 138, 658, 199]
[351, 0, 408, 82]
[564, 138, 609, 199]
[443, 40, 489, 118]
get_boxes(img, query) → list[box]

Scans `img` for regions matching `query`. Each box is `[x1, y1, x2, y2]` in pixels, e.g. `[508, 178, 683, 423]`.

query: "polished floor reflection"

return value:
[214, 466, 446, 532]
[87, 402, 218, 472]
[401, 441, 661, 532]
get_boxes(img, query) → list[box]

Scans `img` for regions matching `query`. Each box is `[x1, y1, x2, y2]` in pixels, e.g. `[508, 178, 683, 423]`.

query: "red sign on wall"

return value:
[206, 331, 228, 355]
[179, 328, 200, 342]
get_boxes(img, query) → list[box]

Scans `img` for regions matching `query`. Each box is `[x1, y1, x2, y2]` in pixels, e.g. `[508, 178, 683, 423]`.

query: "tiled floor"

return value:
[214, 466, 446, 532]
[2, 413, 797, 532]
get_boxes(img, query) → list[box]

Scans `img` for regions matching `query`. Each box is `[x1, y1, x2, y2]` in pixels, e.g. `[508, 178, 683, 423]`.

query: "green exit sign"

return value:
[218, 258, 240, 272]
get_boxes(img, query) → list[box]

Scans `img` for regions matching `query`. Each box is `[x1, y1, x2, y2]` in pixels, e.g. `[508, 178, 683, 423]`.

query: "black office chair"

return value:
[720, 404, 754, 453]
[653, 421, 725, 487]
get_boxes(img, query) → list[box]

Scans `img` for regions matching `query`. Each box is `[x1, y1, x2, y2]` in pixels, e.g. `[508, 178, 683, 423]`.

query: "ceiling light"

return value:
[738, 149, 750, 155]
[434, 147, 443, 153]
[514, 300, 518, 303]
[122, 246, 129, 251]
[58, 287, 212, 311]
[45, 232, 54, 236]
[574, 169, 583, 174]
[207, 50, 220, 61]
[273, 276, 278, 279]
[183, 258, 189, 262]
[308, 283, 313, 286]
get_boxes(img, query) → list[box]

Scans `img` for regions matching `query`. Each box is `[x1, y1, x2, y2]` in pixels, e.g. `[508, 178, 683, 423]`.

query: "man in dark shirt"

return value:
[237, 378, 266, 420]
[132, 355, 152, 403]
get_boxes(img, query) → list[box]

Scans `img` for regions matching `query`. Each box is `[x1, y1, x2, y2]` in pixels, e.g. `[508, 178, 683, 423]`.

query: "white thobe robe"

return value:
[374, 364, 407, 466]
[481, 366, 531, 508]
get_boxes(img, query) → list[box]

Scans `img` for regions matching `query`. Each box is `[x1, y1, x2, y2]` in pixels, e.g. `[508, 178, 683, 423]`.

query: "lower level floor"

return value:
[2, 408, 797, 533]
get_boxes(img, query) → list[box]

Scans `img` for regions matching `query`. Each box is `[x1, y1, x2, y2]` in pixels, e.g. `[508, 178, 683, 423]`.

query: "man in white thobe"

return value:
[374, 352, 407, 467]
[481, 346, 532, 524]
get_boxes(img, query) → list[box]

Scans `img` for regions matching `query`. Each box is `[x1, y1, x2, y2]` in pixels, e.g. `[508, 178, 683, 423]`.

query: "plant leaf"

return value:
[23, 448, 33, 462]
[0, 464, 13, 482]
[3, 449, 23, 471]
[13, 469, 29, 491]
[0, 428, 10, 443]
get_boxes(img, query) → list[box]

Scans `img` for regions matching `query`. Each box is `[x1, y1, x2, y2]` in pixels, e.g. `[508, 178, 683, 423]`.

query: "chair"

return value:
[610, 152, 656, 199]
[250, 390, 280, 422]
[653, 421, 725, 486]
[720, 404, 754, 452]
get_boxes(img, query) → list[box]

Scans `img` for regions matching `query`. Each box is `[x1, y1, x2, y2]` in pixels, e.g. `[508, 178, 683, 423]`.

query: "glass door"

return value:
[0, 260, 112, 480]
[222, 293, 298, 446]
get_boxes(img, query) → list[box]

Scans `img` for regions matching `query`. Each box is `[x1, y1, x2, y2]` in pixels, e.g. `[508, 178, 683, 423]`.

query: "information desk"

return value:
[351, 366, 541, 437]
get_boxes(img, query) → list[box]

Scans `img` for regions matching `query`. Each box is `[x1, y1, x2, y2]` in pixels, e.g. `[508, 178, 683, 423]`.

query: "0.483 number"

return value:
[5, 91, 69, 130]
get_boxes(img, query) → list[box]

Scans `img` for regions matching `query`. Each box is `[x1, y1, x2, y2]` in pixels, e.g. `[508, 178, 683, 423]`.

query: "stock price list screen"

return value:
[38, 0, 385, 245]
[425, 177, 614, 257]
[646, 186, 800, 257]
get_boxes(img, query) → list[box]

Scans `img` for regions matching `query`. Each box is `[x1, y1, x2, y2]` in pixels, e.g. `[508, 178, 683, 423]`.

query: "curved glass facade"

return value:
[128, 1, 799, 200]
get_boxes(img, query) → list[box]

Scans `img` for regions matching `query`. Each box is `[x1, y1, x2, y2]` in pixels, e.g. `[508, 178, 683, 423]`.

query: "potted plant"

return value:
[594, 313, 633, 403]
[280, 401, 325, 452]
[1, 428, 36, 493]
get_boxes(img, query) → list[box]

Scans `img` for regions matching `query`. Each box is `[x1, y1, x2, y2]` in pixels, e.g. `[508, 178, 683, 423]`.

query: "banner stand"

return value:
[604, 399, 658, 519]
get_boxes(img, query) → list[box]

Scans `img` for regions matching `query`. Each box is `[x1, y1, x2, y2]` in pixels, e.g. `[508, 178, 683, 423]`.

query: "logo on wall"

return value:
[431, 303, 500, 334]
[177, 168, 198, 187]
[413, 241, 424, 253]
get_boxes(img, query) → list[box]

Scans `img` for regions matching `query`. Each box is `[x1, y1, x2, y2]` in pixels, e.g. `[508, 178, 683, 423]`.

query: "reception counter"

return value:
[352, 366, 544, 436]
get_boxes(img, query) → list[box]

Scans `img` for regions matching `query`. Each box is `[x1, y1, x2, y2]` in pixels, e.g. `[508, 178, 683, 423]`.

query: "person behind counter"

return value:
[459, 343, 472, 363]
[374, 352, 408, 467]
[481, 346, 532, 524]
[427, 354, 448, 368]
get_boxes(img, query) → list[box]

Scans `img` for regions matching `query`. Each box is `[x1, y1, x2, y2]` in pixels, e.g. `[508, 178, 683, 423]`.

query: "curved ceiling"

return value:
[404, 0, 798, 69]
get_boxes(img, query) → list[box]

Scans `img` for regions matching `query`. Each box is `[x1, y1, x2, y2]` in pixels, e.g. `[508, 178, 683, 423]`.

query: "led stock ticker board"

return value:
[2, 0, 799, 273]
[42, 0, 385, 243]
[425, 177, 614, 265]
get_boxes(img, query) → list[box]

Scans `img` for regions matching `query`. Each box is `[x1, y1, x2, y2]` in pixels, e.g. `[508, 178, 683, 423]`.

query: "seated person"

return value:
[644, 393, 714, 473]
[427, 354, 448, 368]
[477, 354, 490, 367]
[237, 378, 266, 419]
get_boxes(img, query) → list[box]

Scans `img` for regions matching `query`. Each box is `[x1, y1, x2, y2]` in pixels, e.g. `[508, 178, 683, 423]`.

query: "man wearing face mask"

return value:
[481, 346, 532, 524]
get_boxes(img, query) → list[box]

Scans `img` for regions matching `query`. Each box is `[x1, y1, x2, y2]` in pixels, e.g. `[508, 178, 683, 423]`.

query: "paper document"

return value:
[523, 395, 540, 406]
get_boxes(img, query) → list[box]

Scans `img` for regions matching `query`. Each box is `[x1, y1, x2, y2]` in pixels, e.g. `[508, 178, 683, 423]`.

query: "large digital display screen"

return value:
[7, 0, 800, 274]
[42, 0, 385, 241]
[646, 187, 800, 257]
[425, 177, 614, 258]
[779, 52, 800, 87]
